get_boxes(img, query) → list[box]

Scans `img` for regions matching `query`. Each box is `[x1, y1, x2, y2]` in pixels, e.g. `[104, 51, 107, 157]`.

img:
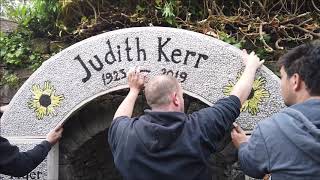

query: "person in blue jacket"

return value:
[231, 40, 320, 179]
[108, 50, 264, 180]
[0, 105, 63, 177]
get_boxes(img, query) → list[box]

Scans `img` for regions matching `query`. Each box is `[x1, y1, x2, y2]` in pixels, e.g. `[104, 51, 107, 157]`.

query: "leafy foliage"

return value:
[0, 0, 318, 79]
[29, 0, 62, 38]
[0, 0, 62, 75]
[0, 71, 20, 88]
[3, 0, 62, 38]
[218, 31, 245, 49]
[0, 31, 42, 69]
[156, 0, 178, 25]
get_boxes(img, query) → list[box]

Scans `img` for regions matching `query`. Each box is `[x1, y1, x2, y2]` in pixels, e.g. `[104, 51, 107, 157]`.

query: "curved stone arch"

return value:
[1, 27, 284, 138]
[56, 87, 214, 143]
[59, 86, 213, 125]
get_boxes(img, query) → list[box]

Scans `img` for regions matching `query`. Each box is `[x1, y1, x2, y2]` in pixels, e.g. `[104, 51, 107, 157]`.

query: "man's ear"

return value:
[172, 92, 179, 106]
[291, 73, 303, 92]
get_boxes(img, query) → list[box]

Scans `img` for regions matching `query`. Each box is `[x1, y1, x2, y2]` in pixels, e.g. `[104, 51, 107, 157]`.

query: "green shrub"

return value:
[218, 31, 245, 49]
[0, 72, 20, 88]
[155, 0, 180, 25]
[0, 31, 43, 69]
[3, 0, 62, 38]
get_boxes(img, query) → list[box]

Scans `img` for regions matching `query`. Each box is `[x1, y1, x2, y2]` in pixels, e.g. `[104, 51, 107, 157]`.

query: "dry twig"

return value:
[259, 22, 274, 52]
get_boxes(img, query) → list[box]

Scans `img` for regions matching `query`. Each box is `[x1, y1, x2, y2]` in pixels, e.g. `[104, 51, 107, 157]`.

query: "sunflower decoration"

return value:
[28, 81, 64, 120]
[223, 73, 270, 115]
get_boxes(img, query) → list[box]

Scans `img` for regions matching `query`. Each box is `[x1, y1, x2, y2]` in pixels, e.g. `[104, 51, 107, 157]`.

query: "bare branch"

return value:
[287, 24, 320, 38]
[298, 18, 313, 26]
[86, 0, 97, 24]
[252, 0, 269, 18]
[311, 0, 320, 13]
[275, 39, 284, 50]
[259, 22, 274, 52]
[280, 12, 311, 25]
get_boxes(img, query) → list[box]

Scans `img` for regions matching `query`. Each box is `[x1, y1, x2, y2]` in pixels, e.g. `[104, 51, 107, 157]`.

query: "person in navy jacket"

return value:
[108, 50, 263, 180]
[0, 105, 63, 177]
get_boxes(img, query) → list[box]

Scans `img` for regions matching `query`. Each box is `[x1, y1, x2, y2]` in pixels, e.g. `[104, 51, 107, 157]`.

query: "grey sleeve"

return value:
[238, 125, 270, 178]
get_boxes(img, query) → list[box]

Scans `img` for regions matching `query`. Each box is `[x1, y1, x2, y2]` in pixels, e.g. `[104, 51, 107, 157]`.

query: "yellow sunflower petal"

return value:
[31, 84, 43, 99]
[51, 95, 64, 107]
[241, 101, 249, 112]
[254, 89, 270, 99]
[35, 106, 47, 120]
[223, 81, 235, 96]
[28, 100, 40, 109]
[46, 106, 56, 116]
[43, 81, 54, 95]
[253, 77, 266, 89]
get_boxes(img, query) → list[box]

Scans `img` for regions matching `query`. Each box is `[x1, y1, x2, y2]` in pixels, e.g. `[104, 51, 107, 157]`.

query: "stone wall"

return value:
[0, 17, 18, 34]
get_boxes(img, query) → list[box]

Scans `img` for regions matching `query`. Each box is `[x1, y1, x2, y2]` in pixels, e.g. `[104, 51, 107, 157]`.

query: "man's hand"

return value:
[230, 50, 264, 105]
[128, 66, 145, 93]
[242, 49, 264, 70]
[113, 66, 146, 120]
[0, 105, 9, 113]
[231, 123, 249, 149]
[46, 125, 63, 145]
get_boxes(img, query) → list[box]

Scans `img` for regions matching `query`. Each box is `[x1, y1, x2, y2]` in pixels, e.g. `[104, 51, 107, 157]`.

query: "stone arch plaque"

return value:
[1, 27, 284, 179]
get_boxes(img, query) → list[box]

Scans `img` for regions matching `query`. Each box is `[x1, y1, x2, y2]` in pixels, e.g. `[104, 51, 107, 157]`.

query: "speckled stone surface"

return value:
[0, 142, 47, 180]
[1, 27, 284, 136]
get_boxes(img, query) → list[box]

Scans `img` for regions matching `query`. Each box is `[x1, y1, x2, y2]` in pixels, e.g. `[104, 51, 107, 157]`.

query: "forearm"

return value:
[113, 89, 139, 119]
[1, 141, 51, 177]
[230, 66, 256, 105]
[209, 96, 241, 139]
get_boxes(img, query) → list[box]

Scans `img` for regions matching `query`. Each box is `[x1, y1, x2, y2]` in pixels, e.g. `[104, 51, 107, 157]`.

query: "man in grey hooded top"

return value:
[231, 40, 320, 179]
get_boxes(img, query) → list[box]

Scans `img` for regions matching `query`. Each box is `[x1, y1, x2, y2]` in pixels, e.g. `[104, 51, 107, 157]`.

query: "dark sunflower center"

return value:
[39, 94, 51, 107]
[248, 88, 255, 100]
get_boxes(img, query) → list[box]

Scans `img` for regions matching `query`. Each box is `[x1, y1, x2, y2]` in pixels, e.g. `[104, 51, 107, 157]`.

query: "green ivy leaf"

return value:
[162, 2, 175, 18]
[136, 5, 145, 13]
[7, 53, 14, 58]
[30, 54, 36, 60]
[15, 49, 23, 57]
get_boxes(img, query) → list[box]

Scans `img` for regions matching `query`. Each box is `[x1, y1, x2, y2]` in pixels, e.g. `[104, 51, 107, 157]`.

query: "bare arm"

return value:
[231, 50, 264, 105]
[113, 67, 145, 120]
[113, 90, 140, 119]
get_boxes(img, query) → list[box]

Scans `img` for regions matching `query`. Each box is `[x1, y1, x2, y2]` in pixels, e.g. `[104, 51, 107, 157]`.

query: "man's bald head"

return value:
[145, 75, 181, 109]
